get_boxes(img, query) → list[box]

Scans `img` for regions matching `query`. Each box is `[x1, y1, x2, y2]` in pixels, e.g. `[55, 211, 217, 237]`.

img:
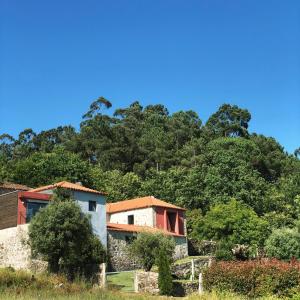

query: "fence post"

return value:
[99, 262, 106, 288]
[191, 258, 195, 281]
[208, 257, 212, 267]
[134, 271, 139, 293]
[198, 272, 203, 294]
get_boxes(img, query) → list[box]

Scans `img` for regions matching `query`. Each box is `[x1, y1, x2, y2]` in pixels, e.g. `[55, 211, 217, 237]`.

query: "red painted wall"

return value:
[155, 207, 165, 230]
[155, 207, 185, 235]
[17, 192, 51, 225]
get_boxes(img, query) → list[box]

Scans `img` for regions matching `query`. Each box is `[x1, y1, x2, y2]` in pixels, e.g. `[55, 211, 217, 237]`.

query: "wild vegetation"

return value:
[1, 97, 300, 257]
[1, 267, 297, 300]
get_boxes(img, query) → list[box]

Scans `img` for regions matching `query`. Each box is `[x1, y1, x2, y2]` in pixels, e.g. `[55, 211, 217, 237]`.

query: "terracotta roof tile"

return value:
[0, 182, 30, 191]
[107, 223, 184, 237]
[106, 196, 186, 213]
[30, 181, 106, 195]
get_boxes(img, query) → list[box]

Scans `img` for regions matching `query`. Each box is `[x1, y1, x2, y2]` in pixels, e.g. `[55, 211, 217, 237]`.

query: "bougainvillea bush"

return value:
[203, 259, 300, 298]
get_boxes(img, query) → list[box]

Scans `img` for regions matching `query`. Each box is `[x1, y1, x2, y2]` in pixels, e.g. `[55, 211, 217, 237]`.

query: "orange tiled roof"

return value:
[106, 196, 186, 213]
[0, 182, 30, 191]
[30, 181, 106, 195]
[107, 223, 184, 237]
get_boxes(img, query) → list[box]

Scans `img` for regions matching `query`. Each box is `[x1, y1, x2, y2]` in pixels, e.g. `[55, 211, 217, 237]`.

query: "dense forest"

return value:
[1, 98, 299, 255]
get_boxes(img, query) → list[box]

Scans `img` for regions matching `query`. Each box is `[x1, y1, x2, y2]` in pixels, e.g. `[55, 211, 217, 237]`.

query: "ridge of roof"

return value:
[106, 196, 186, 213]
[30, 181, 106, 195]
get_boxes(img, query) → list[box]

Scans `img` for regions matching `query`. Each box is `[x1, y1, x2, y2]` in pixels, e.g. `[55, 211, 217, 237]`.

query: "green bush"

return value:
[215, 241, 235, 261]
[29, 193, 106, 279]
[157, 249, 173, 295]
[203, 259, 300, 297]
[265, 228, 300, 260]
[129, 231, 175, 271]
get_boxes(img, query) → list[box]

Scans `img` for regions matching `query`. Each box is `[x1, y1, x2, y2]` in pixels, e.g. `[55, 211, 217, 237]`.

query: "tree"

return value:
[129, 231, 175, 271]
[205, 104, 251, 137]
[29, 193, 105, 279]
[157, 248, 173, 295]
[197, 199, 268, 247]
[11, 147, 91, 187]
[265, 228, 300, 260]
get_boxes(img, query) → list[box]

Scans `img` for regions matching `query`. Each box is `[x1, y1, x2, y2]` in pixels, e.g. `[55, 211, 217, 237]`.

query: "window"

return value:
[125, 235, 136, 244]
[26, 202, 48, 223]
[89, 201, 97, 212]
[128, 215, 134, 225]
[167, 211, 177, 232]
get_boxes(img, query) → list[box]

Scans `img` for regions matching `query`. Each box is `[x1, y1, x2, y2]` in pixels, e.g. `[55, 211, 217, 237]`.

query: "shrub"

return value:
[129, 231, 175, 271]
[157, 248, 173, 295]
[203, 259, 300, 297]
[265, 228, 300, 260]
[29, 194, 106, 279]
[215, 240, 235, 261]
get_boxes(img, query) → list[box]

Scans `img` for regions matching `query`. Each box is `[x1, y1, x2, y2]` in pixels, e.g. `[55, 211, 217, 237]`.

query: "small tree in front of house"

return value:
[157, 247, 173, 295]
[129, 231, 175, 271]
[28, 192, 106, 279]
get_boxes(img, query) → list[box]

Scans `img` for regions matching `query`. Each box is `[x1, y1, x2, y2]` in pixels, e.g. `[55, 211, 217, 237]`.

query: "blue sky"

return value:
[0, 0, 299, 153]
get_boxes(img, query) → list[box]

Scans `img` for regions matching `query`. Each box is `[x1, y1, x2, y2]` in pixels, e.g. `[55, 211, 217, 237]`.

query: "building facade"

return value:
[0, 181, 107, 247]
[106, 196, 188, 271]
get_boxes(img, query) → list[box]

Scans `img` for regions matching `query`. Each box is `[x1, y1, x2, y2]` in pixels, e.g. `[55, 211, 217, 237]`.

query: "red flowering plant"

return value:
[203, 259, 300, 297]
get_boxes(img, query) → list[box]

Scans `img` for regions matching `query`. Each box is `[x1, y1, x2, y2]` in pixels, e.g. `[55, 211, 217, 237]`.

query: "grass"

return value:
[0, 267, 298, 300]
[107, 271, 134, 292]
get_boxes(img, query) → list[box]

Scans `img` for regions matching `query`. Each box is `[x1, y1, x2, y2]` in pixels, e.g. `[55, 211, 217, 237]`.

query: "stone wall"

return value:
[0, 224, 47, 272]
[174, 236, 188, 260]
[172, 257, 213, 279]
[108, 230, 188, 271]
[107, 230, 141, 271]
[173, 280, 199, 296]
[134, 271, 159, 294]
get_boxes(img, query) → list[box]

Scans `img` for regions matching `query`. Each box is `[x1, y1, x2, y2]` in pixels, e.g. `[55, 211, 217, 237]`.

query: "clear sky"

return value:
[0, 0, 299, 153]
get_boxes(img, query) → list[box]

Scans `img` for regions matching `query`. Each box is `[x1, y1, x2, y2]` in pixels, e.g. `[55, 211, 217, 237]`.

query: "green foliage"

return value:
[90, 168, 142, 202]
[205, 104, 251, 137]
[197, 199, 268, 247]
[203, 259, 300, 298]
[265, 228, 300, 260]
[157, 249, 173, 296]
[129, 232, 175, 271]
[28, 196, 105, 279]
[215, 241, 235, 261]
[10, 147, 91, 187]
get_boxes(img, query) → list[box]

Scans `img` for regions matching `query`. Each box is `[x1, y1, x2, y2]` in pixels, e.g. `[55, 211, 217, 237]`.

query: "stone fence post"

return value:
[198, 272, 203, 294]
[99, 262, 106, 288]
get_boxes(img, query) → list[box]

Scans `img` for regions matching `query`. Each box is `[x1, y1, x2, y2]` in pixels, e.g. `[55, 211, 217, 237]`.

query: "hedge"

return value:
[203, 259, 300, 298]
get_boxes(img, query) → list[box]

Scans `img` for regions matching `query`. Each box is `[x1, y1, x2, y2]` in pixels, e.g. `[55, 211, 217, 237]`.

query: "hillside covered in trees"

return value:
[1, 98, 299, 254]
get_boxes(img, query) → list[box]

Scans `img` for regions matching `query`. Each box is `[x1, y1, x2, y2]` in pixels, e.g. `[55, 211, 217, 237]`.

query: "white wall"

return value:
[108, 207, 155, 227]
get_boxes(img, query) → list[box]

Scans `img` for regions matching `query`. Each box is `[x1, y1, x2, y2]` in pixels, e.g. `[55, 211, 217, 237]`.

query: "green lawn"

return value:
[107, 271, 135, 292]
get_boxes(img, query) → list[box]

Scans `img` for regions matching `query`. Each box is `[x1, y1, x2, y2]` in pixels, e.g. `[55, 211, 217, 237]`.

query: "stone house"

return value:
[106, 196, 188, 271]
[0, 181, 107, 247]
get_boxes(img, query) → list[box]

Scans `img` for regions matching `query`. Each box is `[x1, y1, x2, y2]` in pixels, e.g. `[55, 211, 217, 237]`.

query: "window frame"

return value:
[127, 214, 134, 225]
[88, 200, 97, 212]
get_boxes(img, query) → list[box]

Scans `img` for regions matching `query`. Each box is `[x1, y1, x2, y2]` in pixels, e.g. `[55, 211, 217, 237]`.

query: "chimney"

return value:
[76, 182, 83, 186]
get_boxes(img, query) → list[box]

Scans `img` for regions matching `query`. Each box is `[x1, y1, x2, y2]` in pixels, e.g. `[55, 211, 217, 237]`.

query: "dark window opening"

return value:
[128, 215, 134, 225]
[125, 235, 136, 244]
[89, 201, 97, 212]
[167, 211, 176, 232]
[26, 202, 48, 223]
